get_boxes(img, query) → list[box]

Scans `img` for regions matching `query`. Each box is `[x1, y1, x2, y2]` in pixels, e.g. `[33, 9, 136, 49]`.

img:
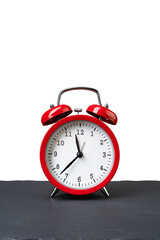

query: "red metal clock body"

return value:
[40, 114, 120, 195]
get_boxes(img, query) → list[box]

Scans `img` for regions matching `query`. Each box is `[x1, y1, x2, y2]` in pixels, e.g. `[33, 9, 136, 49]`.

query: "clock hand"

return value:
[60, 141, 85, 175]
[60, 155, 78, 175]
[81, 141, 85, 152]
[75, 134, 80, 152]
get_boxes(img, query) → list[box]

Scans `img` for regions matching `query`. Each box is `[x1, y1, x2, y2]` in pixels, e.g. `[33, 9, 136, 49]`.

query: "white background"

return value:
[0, 0, 160, 180]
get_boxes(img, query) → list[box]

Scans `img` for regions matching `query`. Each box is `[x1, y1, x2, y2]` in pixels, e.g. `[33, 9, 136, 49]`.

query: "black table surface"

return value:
[0, 181, 160, 240]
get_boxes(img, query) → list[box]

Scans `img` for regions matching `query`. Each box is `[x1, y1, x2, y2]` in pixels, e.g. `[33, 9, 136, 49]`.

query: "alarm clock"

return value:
[40, 87, 120, 197]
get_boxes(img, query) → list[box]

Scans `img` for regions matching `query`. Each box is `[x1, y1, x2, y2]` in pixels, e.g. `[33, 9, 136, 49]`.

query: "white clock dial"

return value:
[45, 120, 115, 190]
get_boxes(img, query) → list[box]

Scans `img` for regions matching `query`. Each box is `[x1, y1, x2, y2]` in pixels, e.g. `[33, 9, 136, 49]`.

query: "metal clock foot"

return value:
[100, 187, 109, 197]
[50, 187, 59, 198]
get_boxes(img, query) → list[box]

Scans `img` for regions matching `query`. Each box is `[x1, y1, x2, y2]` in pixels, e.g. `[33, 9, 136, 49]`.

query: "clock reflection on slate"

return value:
[40, 87, 120, 197]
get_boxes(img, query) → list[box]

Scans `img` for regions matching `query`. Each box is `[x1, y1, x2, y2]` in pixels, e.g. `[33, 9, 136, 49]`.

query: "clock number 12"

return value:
[77, 130, 84, 135]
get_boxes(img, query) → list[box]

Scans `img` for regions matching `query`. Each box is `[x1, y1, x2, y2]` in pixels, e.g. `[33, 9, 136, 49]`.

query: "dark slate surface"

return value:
[0, 181, 160, 239]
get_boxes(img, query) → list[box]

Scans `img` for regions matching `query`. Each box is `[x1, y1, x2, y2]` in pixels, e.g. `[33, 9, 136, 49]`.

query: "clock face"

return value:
[45, 119, 115, 190]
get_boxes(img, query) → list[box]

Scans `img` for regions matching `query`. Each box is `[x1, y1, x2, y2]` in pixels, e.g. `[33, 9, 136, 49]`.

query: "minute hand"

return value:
[60, 156, 78, 175]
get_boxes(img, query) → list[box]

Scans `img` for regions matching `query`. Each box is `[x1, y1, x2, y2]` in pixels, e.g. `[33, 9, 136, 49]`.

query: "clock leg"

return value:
[100, 187, 109, 197]
[50, 187, 59, 198]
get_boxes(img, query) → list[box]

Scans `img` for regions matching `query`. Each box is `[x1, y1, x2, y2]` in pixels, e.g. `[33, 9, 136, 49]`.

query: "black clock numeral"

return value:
[100, 140, 104, 145]
[77, 129, 84, 135]
[65, 173, 68, 178]
[57, 140, 64, 146]
[65, 131, 72, 137]
[90, 173, 93, 179]
[103, 152, 106, 158]
[56, 164, 60, 169]
[77, 176, 81, 182]
[100, 165, 104, 170]
[63, 173, 69, 182]
[54, 151, 57, 157]
[91, 131, 94, 136]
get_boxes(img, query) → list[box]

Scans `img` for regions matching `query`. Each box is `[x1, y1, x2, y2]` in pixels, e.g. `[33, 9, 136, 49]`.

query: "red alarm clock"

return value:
[40, 87, 120, 197]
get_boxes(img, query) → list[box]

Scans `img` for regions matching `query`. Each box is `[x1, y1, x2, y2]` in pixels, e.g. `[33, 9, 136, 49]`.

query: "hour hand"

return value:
[75, 134, 80, 152]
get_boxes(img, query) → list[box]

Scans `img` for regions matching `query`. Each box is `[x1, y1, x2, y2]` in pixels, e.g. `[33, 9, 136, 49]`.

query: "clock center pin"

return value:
[77, 151, 83, 158]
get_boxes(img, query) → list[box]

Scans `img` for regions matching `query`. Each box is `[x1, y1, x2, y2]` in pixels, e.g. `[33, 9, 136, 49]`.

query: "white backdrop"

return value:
[0, 0, 160, 180]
